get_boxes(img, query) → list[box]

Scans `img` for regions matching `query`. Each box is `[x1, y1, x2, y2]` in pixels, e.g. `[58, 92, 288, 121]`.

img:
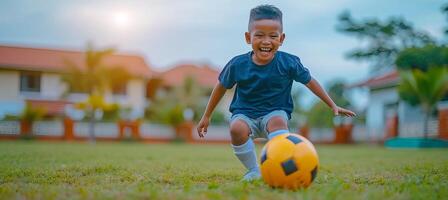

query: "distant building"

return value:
[150, 64, 231, 119]
[0, 45, 226, 121]
[158, 64, 219, 89]
[0, 45, 152, 119]
[353, 70, 445, 140]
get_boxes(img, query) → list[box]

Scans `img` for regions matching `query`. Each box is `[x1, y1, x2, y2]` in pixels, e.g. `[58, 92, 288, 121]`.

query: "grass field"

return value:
[0, 141, 447, 200]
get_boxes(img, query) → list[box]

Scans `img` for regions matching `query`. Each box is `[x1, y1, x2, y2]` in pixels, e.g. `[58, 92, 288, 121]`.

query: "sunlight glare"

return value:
[113, 11, 130, 28]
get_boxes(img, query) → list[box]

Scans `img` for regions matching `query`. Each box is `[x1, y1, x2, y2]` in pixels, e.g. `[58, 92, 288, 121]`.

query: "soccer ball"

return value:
[260, 133, 319, 189]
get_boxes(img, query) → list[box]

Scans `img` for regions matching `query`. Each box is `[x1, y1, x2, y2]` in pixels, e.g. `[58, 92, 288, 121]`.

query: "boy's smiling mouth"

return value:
[258, 47, 274, 58]
[260, 47, 272, 52]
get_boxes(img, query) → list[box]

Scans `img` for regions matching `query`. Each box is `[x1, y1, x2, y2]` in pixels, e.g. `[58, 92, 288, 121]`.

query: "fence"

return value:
[399, 119, 439, 138]
[0, 120, 223, 142]
[0, 117, 446, 143]
[0, 119, 366, 143]
[0, 121, 20, 135]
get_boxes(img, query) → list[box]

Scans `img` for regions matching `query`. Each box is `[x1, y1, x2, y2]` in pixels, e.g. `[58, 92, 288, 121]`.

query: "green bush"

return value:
[165, 104, 185, 126]
[210, 111, 226, 125]
[20, 103, 46, 123]
[145, 101, 185, 126]
[102, 103, 121, 121]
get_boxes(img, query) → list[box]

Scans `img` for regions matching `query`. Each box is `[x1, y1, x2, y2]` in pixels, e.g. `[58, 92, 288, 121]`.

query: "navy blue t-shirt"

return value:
[219, 51, 311, 119]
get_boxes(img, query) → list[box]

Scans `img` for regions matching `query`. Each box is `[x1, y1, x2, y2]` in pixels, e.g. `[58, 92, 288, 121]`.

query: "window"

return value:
[20, 71, 41, 92]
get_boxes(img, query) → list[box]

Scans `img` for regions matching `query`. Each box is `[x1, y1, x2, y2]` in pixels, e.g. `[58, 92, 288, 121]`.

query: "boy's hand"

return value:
[197, 116, 210, 138]
[332, 106, 356, 117]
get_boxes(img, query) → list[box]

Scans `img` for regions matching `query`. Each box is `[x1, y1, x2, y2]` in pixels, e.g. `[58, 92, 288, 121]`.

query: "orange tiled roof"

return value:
[159, 64, 219, 88]
[351, 70, 399, 88]
[0, 45, 152, 78]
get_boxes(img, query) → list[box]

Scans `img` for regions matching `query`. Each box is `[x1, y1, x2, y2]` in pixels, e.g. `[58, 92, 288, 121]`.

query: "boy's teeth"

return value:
[260, 48, 271, 52]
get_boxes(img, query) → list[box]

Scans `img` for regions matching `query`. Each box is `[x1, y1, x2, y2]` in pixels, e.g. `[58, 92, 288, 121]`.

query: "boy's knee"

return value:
[266, 116, 288, 133]
[230, 120, 250, 145]
[230, 120, 250, 136]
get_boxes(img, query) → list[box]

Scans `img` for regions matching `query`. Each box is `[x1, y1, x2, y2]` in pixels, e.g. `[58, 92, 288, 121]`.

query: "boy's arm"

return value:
[305, 77, 356, 117]
[197, 82, 228, 137]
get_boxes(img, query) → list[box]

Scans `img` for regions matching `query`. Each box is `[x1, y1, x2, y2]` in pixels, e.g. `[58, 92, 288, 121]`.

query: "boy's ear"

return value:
[279, 33, 285, 46]
[245, 32, 251, 44]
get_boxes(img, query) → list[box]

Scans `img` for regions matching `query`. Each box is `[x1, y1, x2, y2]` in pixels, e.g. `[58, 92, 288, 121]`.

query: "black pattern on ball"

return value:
[311, 166, 318, 182]
[260, 148, 267, 164]
[281, 158, 298, 176]
[286, 135, 302, 145]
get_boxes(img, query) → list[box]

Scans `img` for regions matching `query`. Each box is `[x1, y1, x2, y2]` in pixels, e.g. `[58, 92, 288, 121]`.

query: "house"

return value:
[150, 64, 231, 119]
[158, 64, 218, 89]
[0, 45, 152, 119]
[0, 44, 238, 142]
[352, 70, 448, 141]
[152, 64, 218, 100]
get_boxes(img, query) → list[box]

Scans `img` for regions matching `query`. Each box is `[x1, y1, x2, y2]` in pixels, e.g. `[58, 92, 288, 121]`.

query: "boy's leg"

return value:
[261, 110, 289, 140]
[229, 114, 261, 181]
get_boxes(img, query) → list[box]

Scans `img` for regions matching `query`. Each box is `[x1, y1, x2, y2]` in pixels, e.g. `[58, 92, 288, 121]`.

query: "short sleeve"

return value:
[291, 57, 311, 84]
[218, 58, 236, 89]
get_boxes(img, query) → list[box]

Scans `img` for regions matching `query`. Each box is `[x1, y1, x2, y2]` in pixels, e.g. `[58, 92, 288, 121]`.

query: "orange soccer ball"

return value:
[260, 133, 319, 189]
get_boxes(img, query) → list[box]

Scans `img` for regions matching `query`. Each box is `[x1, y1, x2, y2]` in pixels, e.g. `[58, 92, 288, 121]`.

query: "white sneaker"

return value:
[241, 169, 261, 182]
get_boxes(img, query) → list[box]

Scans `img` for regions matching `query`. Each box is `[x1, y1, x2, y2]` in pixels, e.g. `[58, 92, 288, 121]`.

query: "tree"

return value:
[442, 4, 448, 37]
[145, 76, 215, 141]
[62, 45, 131, 95]
[336, 11, 435, 71]
[326, 81, 351, 108]
[75, 95, 118, 118]
[146, 76, 203, 124]
[396, 44, 448, 71]
[62, 44, 131, 142]
[173, 76, 203, 121]
[289, 87, 306, 129]
[398, 67, 448, 138]
[307, 80, 351, 128]
[307, 101, 334, 128]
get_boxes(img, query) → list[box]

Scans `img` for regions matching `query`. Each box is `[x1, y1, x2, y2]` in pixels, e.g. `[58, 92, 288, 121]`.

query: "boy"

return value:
[196, 5, 356, 181]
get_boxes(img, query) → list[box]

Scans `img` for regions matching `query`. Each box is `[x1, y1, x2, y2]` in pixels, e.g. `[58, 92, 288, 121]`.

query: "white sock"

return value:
[267, 129, 289, 140]
[232, 138, 259, 172]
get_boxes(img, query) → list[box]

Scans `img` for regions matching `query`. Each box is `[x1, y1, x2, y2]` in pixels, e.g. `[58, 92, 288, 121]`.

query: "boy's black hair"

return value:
[248, 4, 283, 30]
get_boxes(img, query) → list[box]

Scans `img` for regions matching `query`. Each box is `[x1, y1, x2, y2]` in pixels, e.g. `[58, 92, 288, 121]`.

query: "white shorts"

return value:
[230, 110, 289, 139]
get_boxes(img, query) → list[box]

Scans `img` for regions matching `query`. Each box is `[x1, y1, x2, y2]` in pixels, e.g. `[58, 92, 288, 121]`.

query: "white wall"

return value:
[0, 70, 23, 118]
[67, 78, 148, 118]
[0, 70, 20, 101]
[0, 69, 149, 119]
[366, 87, 398, 140]
[41, 72, 66, 99]
[125, 78, 146, 117]
[0, 71, 67, 118]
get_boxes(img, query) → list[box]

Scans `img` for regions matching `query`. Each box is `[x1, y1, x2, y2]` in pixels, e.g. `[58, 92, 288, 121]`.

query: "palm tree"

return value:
[174, 76, 203, 118]
[62, 44, 131, 142]
[160, 76, 203, 125]
[398, 67, 448, 138]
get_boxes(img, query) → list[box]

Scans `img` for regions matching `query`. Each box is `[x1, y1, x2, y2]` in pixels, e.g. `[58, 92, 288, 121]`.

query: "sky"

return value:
[0, 0, 446, 109]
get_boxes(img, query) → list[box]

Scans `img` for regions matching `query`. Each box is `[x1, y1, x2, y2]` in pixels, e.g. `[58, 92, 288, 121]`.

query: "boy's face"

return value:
[245, 19, 285, 65]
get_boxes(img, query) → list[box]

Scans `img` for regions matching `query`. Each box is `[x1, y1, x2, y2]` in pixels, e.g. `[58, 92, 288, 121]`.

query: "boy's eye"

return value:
[270, 35, 278, 38]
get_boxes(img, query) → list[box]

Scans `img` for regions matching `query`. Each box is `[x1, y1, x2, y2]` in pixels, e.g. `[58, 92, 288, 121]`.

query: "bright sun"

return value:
[113, 11, 130, 28]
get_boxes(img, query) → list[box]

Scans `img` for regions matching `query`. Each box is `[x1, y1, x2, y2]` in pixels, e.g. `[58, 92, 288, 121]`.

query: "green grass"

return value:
[0, 141, 447, 200]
